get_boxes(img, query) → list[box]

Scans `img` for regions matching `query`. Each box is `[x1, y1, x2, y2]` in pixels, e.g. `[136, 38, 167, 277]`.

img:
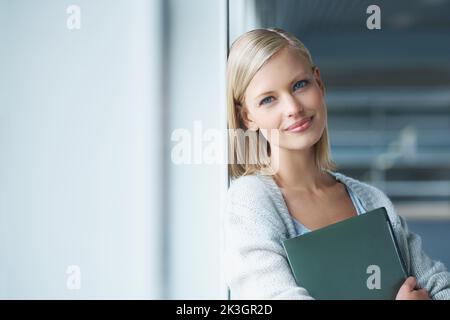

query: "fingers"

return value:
[417, 288, 428, 294]
[402, 276, 417, 291]
[417, 288, 431, 299]
[396, 277, 431, 300]
[410, 288, 431, 300]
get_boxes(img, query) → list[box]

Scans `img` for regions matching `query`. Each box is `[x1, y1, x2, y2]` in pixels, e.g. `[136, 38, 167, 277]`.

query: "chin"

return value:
[278, 140, 316, 151]
[279, 132, 322, 151]
[282, 143, 315, 151]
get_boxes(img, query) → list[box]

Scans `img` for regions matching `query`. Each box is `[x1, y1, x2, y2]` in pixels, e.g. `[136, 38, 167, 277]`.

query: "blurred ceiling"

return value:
[256, 0, 450, 32]
[253, 0, 450, 88]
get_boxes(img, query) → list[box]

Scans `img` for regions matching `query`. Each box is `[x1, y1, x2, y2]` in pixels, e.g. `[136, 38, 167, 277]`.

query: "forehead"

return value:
[245, 47, 311, 98]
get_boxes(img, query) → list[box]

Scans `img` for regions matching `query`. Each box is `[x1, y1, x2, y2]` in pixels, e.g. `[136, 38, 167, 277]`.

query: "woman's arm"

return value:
[363, 182, 450, 300]
[397, 214, 450, 300]
[223, 178, 313, 300]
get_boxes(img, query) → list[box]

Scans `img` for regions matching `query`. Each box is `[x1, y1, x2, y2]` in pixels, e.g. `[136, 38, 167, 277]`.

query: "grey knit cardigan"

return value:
[223, 170, 450, 300]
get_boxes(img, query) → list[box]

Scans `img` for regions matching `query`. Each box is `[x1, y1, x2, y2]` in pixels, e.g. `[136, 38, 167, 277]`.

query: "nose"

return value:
[283, 93, 304, 117]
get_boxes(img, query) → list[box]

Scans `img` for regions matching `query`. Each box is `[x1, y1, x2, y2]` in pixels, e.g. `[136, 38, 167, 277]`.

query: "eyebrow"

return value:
[253, 72, 309, 103]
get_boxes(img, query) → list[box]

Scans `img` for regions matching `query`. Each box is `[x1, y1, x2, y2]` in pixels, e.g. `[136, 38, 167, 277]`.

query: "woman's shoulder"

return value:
[328, 170, 402, 226]
[226, 173, 288, 233]
[227, 173, 287, 216]
[328, 170, 389, 198]
[228, 173, 274, 204]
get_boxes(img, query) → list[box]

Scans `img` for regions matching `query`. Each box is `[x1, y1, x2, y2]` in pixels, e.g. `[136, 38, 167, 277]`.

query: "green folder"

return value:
[282, 207, 408, 300]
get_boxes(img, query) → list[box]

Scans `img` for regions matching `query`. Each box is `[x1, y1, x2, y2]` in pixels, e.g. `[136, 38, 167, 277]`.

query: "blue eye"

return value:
[293, 80, 309, 91]
[259, 96, 274, 106]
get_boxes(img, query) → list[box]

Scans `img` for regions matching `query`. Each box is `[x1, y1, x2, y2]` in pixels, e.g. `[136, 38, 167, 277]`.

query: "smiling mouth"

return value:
[285, 116, 313, 133]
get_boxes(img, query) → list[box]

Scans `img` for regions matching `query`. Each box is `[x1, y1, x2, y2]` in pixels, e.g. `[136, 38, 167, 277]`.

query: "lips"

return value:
[285, 117, 313, 131]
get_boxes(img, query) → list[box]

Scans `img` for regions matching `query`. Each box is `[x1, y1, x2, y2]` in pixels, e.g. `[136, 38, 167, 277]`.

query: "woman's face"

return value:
[243, 46, 327, 151]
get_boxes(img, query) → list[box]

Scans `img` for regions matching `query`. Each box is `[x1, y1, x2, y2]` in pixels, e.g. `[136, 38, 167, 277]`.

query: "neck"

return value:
[269, 145, 331, 193]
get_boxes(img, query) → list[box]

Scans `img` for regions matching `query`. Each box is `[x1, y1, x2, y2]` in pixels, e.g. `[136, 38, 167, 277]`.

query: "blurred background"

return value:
[230, 0, 450, 267]
[1, 0, 449, 299]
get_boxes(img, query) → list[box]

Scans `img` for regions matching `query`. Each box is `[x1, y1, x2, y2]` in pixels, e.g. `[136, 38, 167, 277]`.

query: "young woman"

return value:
[224, 28, 450, 300]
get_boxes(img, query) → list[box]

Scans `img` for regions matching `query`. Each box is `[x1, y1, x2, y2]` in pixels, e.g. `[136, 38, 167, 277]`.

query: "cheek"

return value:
[256, 111, 283, 144]
[312, 103, 327, 134]
[303, 89, 325, 111]
[303, 91, 327, 128]
[254, 110, 283, 130]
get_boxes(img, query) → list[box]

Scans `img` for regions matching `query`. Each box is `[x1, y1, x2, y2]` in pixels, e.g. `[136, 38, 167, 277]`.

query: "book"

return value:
[282, 207, 408, 300]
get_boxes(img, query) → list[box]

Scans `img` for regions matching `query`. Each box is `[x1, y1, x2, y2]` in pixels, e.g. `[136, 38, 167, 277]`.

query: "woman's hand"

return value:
[396, 276, 431, 300]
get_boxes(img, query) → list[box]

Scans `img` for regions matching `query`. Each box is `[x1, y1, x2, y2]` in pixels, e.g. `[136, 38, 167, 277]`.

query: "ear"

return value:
[239, 106, 259, 131]
[313, 66, 325, 95]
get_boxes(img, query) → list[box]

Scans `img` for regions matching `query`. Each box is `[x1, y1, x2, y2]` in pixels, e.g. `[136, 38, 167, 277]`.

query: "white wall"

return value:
[166, 0, 228, 299]
[0, 0, 164, 298]
[229, 0, 259, 44]
[0, 0, 229, 299]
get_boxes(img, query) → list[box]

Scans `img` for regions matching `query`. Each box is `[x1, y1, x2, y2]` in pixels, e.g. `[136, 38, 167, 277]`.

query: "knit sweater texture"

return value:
[223, 170, 450, 300]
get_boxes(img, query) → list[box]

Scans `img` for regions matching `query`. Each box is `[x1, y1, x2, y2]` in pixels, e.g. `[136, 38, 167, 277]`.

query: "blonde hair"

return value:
[227, 28, 336, 179]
